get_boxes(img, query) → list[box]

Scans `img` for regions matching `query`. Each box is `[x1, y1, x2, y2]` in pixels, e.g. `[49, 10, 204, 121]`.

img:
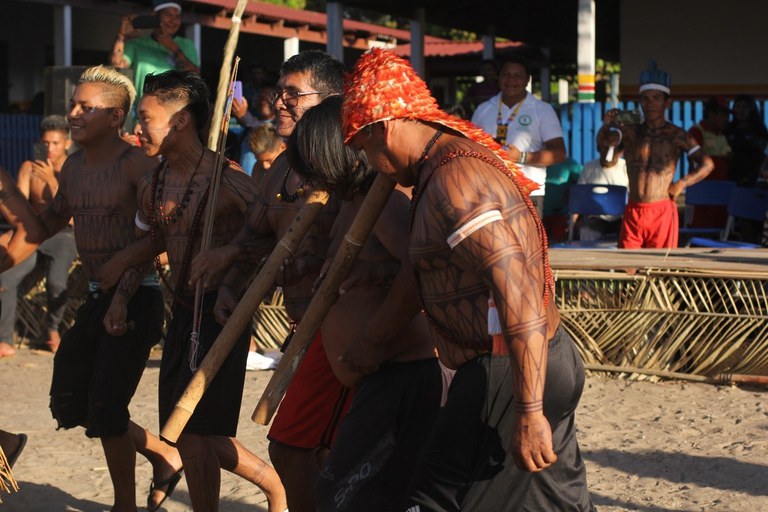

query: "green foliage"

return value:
[261, 0, 307, 9]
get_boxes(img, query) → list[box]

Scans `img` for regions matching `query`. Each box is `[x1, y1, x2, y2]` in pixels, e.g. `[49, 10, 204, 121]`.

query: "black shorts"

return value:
[159, 292, 250, 437]
[406, 326, 595, 511]
[49, 286, 164, 438]
[316, 357, 442, 512]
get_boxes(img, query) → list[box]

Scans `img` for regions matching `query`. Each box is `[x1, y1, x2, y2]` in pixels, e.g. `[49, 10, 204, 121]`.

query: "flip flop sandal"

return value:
[147, 468, 183, 512]
[7, 433, 27, 468]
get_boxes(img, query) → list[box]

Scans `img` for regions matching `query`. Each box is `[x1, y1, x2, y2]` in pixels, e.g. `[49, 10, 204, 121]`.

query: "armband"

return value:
[607, 126, 623, 143]
[135, 212, 150, 231]
[688, 144, 701, 156]
[447, 210, 503, 249]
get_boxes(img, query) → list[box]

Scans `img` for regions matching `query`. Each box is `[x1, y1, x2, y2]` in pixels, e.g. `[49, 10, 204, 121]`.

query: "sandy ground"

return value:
[1, 345, 767, 511]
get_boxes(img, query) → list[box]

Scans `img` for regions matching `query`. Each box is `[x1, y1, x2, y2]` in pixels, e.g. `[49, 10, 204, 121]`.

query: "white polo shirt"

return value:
[471, 92, 563, 196]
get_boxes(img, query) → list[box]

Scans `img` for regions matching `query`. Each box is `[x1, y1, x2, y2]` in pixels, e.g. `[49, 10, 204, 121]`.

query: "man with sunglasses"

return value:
[189, 49, 346, 512]
[1, 65, 183, 512]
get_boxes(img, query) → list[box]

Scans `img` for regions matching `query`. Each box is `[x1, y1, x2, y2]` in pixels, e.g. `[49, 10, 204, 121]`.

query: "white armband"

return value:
[608, 126, 623, 143]
[135, 211, 150, 232]
[447, 210, 504, 249]
[688, 144, 701, 156]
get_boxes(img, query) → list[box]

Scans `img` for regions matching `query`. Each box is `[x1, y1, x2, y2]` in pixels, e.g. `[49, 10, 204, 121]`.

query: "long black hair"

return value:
[287, 95, 373, 198]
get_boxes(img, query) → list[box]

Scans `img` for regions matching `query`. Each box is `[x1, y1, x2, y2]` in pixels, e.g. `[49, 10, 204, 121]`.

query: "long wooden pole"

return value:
[252, 174, 397, 425]
[207, 0, 249, 150]
[161, 189, 330, 443]
[585, 363, 768, 386]
[190, 58, 239, 360]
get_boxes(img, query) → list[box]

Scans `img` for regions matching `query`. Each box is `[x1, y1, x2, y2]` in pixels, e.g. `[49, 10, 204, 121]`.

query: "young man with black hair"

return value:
[286, 95, 442, 512]
[132, 69, 286, 512]
[598, 61, 714, 248]
[2, 65, 183, 512]
[189, 49, 347, 512]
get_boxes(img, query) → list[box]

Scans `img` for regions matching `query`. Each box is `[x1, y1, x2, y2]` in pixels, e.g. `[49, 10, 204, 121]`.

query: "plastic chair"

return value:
[679, 180, 736, 240]
[551, 184, 627, 248]
[688, 187, 768, 248]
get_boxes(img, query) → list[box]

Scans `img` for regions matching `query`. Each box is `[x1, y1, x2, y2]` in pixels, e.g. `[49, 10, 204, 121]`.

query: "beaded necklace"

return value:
[494, 93, 525, 145]
[275, 167, 307, 202]
[152, 148, 205, 225]
[409, 127, 445, 201]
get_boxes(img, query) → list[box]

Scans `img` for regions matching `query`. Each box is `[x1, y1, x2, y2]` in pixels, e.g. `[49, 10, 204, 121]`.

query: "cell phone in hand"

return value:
[615, 109, 642, 125]
[33, 142, 47, 162]
[233, 81, 243, 102]
[132, 15, 159, 29]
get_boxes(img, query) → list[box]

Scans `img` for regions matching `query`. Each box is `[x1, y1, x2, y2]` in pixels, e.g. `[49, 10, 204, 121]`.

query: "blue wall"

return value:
[0, 114, 43, 177]
[559, 100, 768, 180]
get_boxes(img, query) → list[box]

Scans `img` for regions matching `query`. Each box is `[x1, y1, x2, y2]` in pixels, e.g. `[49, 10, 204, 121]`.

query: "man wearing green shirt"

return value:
[110, 1, 200, 105]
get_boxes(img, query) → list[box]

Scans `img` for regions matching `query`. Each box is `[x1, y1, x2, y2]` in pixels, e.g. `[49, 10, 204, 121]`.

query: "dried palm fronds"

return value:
[556, 268, 768, 379]
[0, 447, 19, 502]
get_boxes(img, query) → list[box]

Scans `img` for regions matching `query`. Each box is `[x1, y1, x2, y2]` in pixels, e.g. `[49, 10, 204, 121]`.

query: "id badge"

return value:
[495, 124, 508, 143]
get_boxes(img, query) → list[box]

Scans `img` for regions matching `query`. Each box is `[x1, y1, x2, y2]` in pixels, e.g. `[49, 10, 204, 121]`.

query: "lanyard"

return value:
[495, 94, 525, 144]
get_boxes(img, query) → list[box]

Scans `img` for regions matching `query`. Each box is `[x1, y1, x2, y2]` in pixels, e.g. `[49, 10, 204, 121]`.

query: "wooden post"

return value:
[252, 174, 397, 425]
[160, 189, 330, 442]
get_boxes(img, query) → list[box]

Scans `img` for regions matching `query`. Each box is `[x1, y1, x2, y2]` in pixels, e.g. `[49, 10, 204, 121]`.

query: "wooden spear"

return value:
[252, 173, 397, 425]
[161, 189, 331, 442]
[207, 0, 249, 150]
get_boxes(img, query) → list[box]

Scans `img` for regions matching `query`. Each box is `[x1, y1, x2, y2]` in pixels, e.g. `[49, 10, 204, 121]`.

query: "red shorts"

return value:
[268, 331, 353, 449]
[619, 199, 679, 249]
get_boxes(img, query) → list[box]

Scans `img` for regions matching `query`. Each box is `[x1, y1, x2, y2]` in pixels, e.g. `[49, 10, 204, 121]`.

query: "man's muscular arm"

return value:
[434, 166, 556, 473]
[189, 194, 275, 286]
[103, 264, 151, 336]
[0, 168, 44, 270]
[506, 137, 566, 167]
[668, 132, 715, 199]
[597, 109, 640, 150]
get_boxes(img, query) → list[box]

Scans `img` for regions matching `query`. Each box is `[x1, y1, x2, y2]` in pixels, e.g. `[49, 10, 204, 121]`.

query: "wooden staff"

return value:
[161, 189, 330, 443]
[190, 57, 239, 367]
[586, 363, 768, 386]
[713, 373, 768, 385]
[207, 0, 249, 150]
[252, 174, 397, 425]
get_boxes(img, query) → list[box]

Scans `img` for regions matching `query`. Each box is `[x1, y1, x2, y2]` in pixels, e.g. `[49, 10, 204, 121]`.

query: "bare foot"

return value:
[0, 341, 15, 358]
[46, 330, 61, 353]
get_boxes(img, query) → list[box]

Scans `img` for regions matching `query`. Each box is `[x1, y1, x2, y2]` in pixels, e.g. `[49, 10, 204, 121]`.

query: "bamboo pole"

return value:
[207, 0, 249, 150]
[585, 363, 768, 386]
[160, 189, 330, 442]
[190, 57, 240, 358]
[714, 373, 768, 385]
[252, 174, 397, 425]
[584, 363, 713, 383]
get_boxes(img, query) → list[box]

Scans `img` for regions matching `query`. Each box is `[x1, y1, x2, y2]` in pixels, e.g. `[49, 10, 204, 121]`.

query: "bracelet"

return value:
[518, 151, 528, 165]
